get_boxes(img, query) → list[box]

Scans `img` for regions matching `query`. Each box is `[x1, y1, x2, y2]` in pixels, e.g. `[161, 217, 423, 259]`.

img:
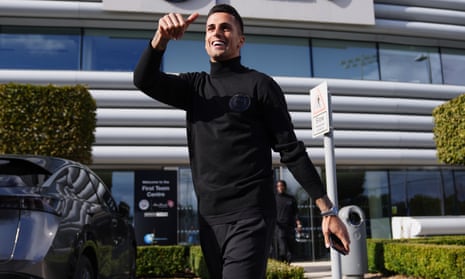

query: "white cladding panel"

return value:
[2, 1, 465, 167]
[1, 70, 462, 167]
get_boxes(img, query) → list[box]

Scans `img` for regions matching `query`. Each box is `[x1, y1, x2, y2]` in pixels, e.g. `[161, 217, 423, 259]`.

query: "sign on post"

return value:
[310, 81, 330, 137]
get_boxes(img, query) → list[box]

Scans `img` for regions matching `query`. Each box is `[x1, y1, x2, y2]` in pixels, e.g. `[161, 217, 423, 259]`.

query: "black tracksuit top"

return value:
[133, 45, 325, 222]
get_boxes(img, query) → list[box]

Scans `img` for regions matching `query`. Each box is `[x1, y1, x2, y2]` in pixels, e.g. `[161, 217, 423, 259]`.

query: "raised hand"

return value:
[152, 12, 199, 50]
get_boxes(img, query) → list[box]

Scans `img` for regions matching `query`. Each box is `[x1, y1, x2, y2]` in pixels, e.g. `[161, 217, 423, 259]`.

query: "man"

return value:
[275, 180, 299, 263]
[134, 4, 350, 279]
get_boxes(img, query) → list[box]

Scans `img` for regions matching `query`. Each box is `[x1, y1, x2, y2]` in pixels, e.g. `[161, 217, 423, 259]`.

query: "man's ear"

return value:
[238, 35, 245, 48]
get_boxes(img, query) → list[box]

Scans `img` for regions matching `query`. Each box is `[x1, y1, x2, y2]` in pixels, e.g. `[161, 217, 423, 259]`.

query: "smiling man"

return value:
[133, 4, 350, 279]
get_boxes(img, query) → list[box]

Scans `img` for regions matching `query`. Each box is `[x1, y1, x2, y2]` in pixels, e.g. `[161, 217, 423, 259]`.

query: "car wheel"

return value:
[73, 255, 95, 279]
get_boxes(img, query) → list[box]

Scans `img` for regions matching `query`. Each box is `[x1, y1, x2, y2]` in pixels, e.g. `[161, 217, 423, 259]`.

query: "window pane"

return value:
[178, 167, 199, 244]
[241, 35, 311, 77]
[454, 171, 465, 214]
[363, 171, 391, 238]
[379, 44, 442, 84]
[163, 33, 209, 73]
[390, 170, 443, 216]
[111, 171, 135, 220]
[389, 170, 408, 216]
[441, 48, 465, 85]
[312, 39, 379, 80]
[0, 26, 80, 70]
[405, 171, 442, 216]
[82, 29, 151, 71]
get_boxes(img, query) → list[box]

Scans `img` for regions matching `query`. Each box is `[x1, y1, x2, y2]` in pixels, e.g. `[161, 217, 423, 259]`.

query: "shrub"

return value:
[367, 236, 465, 279]
[0, 83, 96, 164]
[136, 245, 305, 278]
[433, 93, 465, 165]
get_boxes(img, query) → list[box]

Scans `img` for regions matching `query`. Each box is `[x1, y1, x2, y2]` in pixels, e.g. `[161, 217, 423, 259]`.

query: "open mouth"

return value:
[212, 40, 226, 47]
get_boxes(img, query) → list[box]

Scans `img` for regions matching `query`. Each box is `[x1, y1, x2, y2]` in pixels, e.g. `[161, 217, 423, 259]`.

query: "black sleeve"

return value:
[133, 43, 191, 111]
[260, 76, 326, 200]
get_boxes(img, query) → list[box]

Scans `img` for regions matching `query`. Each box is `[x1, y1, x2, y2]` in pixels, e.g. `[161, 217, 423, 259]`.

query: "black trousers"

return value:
[199, 214, 275, 279]
[275, 225, 295, 262]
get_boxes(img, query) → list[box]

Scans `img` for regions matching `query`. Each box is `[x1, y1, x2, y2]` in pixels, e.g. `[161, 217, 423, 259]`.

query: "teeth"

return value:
[213, 41, 225, 46]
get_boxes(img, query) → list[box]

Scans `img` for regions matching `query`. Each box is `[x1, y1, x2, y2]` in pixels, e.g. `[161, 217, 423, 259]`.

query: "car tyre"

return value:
[73, 255, 95, 279]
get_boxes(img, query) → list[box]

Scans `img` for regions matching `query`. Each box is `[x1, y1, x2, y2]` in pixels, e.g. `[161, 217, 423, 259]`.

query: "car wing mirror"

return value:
[118, 201, 130, 218]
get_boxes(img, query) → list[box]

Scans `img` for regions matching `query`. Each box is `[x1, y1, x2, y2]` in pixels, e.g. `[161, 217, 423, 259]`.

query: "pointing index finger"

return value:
[186, 12, 200, 25]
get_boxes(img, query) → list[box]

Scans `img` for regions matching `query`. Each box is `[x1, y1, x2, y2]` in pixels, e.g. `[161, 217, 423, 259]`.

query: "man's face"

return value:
[205, 12, 244, 62]
[276, 182, 286, 194]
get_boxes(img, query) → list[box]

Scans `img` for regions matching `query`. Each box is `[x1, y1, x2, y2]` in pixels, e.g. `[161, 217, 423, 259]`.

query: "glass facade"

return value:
[0, 27, 80, 70]
[242, 35, 311, 77]
[1, 26, 465, 85]
[312, 39, 379, 80]
[379, 44, 443, 84]
[440, 48, 465, 85]
[82, 29, 151, 71]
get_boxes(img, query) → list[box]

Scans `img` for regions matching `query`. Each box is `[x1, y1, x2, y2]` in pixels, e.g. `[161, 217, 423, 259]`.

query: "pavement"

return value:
[293, 261, 380, 279]
[292, 261, 332, 279]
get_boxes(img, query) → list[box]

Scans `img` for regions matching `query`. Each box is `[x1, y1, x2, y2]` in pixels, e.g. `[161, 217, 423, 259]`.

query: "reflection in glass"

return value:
[241, 35, 311, 77]
[379, 43, 442, 84]
[112, 172, 135, 220]
[0, 27, 80, 70]
[163, 33, 209, 73]
[390, 170, 444, 216]
[312, 39, 379, 80]
[177, 167, 199, 244]
[82, 29, 151, 71]
[388, 171, 407, 216]
[405, 171, 442, 216]
[454, 171, 465, 213]
[441, 48, 465, 85]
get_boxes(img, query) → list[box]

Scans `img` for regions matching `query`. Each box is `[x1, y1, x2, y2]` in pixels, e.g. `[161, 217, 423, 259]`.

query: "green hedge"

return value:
[189, 245, 209, 279]
[266, 259, 304, 279]
[0, 83, 96, 164]
[136, 245, 304, 279]
[433, 93, 465, 165]
[367, 236, 465, 279]
[137, 245, 189, 277]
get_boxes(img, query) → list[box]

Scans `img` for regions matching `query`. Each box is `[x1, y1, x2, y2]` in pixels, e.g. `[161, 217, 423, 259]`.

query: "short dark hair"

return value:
[207, 4, 244, 34]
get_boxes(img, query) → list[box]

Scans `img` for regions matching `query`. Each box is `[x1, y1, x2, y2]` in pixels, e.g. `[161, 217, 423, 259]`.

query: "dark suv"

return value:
[0, 155, 136, 279]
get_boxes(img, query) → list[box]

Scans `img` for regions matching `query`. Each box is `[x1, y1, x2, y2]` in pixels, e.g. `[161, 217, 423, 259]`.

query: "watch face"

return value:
[139, 199, 150, 211]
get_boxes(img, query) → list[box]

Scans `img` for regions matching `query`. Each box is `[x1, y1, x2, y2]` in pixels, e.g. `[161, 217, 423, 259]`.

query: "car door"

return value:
[66, 166, 114, 277]
[89, 172, 134, 278]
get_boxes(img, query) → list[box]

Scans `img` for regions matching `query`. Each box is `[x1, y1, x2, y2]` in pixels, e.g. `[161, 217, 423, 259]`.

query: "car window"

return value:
[0, 174, 48, 187]
[0, 158, 51, 187]
[0, 175, 27, 187]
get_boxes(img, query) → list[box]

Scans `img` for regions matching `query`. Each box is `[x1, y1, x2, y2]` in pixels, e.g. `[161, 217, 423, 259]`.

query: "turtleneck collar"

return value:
[210, 56, 246, 77]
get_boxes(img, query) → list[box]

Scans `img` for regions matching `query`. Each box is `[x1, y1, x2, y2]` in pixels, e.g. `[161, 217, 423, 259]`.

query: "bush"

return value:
[433, 93, 465, 165]
[367, 236, 465, 279]
[189, 245, 209, 279]
[136, 245, 305, 278]
[0, 83, 96, 164]
[137, 245, 189, 278]
[266, 259, 305, 279]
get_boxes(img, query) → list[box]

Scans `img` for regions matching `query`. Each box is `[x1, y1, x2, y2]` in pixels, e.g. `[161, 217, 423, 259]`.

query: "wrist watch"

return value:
[321, 206, 338, 217]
